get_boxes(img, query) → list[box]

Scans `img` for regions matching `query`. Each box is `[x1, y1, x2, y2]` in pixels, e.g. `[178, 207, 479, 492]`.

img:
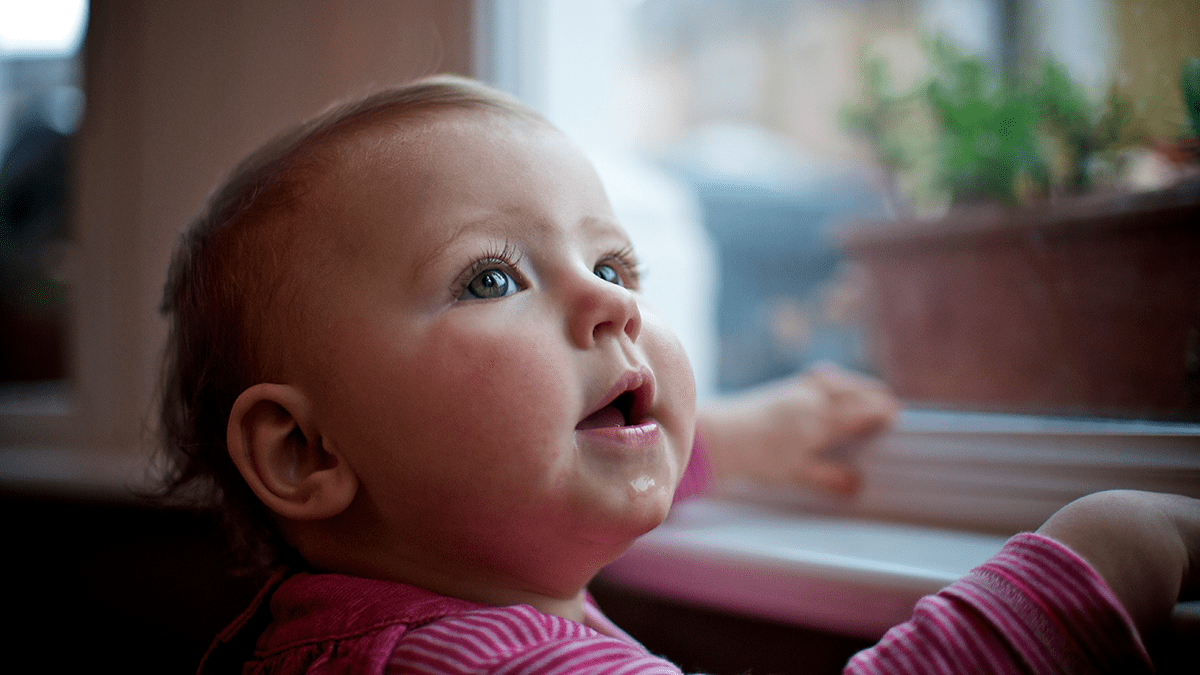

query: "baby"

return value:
[160, 76, 1197, 674]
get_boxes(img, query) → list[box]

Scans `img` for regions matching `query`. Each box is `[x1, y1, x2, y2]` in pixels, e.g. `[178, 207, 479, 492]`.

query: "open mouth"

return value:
[576, 376, 651, 430]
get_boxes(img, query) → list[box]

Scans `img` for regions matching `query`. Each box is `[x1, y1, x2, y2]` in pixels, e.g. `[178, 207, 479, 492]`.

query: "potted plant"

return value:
[1156, 56, 1200, 165]
[837, 42, 1200, 421]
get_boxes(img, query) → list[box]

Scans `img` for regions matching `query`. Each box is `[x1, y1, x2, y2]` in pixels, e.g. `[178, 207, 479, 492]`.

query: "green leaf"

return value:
[1182, 57, 1200, 137]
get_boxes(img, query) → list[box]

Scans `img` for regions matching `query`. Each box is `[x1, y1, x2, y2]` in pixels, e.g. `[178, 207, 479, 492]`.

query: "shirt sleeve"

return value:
[843, 532, 1154, 675]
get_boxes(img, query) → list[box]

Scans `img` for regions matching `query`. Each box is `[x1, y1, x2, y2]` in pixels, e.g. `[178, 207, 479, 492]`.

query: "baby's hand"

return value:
[697, 362, 898, 494]
[1037, 490, 1200, 641]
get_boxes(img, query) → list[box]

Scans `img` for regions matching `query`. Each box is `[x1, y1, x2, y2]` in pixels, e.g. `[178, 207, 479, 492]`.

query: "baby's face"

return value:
[293, 110, 696, 595]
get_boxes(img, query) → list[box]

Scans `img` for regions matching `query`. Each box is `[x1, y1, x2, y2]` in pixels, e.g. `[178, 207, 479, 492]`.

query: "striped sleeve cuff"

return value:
[847, 532, 1153, 675]
[953, 532, 1152, 672]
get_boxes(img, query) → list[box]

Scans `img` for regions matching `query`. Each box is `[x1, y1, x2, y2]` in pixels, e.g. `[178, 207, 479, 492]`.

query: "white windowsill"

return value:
[600, 409, 1200, 639]
[0, 445, 152, 502]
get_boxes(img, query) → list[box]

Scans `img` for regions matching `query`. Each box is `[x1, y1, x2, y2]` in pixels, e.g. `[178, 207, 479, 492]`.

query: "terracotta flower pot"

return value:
[837, 178, 1200, 421]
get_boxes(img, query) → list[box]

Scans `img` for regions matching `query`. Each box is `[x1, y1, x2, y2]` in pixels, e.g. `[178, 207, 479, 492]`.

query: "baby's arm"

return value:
[846, 491, 1198, 674]
[696, 363, 897, 494]
[1037, 489, 1199, 640]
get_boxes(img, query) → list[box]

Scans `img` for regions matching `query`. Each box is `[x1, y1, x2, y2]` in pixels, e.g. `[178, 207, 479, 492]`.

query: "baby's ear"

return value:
[226, 383, 358, 521]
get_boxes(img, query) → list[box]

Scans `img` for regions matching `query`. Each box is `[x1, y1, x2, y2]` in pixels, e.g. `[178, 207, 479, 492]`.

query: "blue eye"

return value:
[594, 263, 622, 286]
[461, 268, 517, 299]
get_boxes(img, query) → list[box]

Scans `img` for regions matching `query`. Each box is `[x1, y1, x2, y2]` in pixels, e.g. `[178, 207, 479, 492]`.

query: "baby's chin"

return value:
[573, 478, 678, 550]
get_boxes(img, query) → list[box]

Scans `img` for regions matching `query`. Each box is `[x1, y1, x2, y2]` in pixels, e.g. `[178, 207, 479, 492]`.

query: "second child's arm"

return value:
[697, 363, 897, 494]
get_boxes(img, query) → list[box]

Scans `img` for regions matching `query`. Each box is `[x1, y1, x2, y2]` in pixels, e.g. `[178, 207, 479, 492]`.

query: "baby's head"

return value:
[160, 76, 696, 606]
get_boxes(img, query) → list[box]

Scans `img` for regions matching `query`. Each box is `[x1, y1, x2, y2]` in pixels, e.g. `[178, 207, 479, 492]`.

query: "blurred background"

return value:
[3, 0, 1198, 426]
[0, 1, 1197, 673]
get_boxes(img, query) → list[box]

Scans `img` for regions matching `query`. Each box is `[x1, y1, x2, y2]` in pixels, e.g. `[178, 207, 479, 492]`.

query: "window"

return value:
[0, 2, 87, 389]
[0, 1, 100, 453]
[476, 0, 1200, 531]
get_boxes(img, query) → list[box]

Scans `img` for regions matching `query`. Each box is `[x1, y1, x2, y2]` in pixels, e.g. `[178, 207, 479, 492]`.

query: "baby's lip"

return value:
[577, 368, 655, 430]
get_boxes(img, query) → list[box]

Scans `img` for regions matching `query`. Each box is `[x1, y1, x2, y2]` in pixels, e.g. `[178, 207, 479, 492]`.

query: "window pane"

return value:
[0, 2, 87, 385]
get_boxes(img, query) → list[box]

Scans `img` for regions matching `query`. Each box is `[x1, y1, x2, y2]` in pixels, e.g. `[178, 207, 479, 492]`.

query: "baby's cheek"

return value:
[643, 314, 697, 440]
[434, 327, 575, 454]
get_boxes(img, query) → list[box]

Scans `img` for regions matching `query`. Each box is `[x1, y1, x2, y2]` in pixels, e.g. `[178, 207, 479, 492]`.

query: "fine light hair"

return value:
[156, 75, 545, 573]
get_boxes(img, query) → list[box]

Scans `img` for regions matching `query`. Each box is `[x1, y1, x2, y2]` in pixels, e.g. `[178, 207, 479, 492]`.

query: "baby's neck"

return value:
[296, 519, 611, 624]
[318, 551, 592, 624]
[479, 585, 590, 624]
[402, 571, 591, 624]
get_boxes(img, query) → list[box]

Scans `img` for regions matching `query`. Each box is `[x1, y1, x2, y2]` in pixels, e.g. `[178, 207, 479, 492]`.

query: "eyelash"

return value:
[450, 241, 524, 299]
[598, 246, 642, 288]
[449, 242, 643, 298]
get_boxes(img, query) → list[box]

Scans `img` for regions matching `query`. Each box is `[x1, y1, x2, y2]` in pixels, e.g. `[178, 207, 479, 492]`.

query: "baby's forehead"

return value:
[336, 107, 548, 173]
[271, 109, 519, 258]
[301, 107, 558, 230]
[304, 107, 528, 200]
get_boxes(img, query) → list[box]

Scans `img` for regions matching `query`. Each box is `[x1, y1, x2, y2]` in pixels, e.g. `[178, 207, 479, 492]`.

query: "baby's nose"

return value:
[568, 273, 642, 348]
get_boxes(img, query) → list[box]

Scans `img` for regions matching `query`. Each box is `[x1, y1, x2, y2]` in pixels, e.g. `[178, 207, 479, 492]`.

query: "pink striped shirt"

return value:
[202, 534, 1151, 675]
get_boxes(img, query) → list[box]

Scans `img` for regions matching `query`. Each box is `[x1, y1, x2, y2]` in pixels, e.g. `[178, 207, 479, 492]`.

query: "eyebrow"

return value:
[407, 212, 515, 285]
[577, 215, 631, 244]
